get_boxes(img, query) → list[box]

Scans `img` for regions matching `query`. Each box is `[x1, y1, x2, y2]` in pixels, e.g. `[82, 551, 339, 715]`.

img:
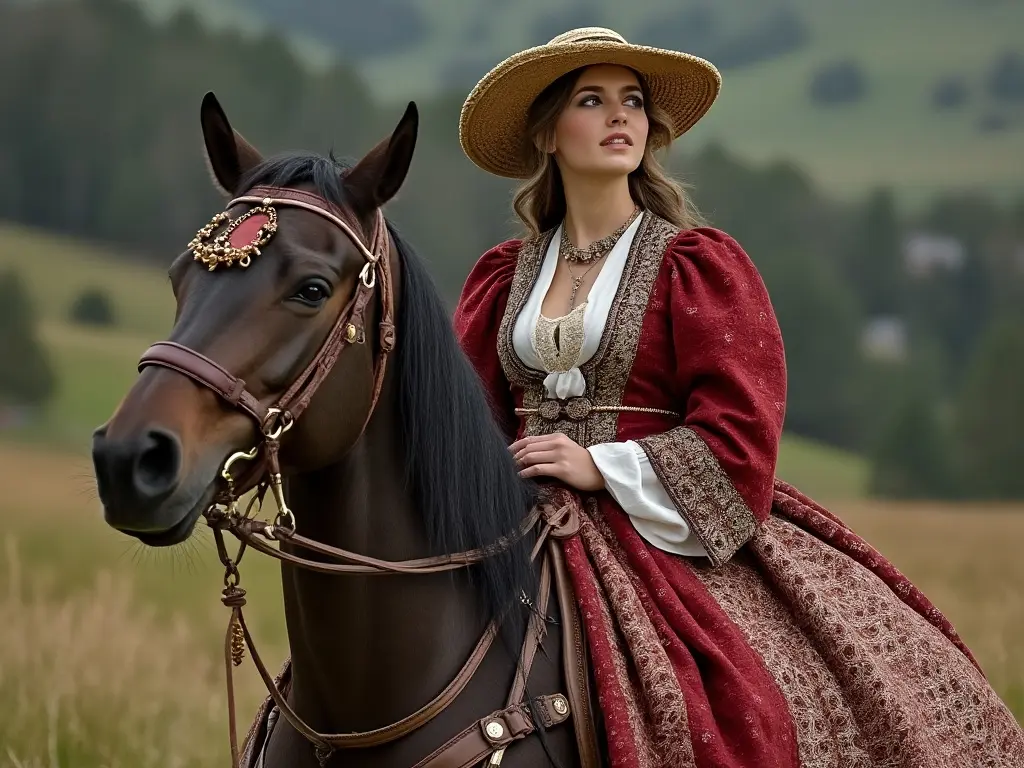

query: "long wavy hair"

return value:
[512, 65, 706, 237]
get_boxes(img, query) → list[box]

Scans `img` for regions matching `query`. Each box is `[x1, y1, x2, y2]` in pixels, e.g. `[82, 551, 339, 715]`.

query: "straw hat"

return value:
[459, 27, 722, 179]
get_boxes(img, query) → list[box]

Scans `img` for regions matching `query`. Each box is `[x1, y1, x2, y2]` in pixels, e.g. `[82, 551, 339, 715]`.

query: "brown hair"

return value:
[512, 66, 706, 236]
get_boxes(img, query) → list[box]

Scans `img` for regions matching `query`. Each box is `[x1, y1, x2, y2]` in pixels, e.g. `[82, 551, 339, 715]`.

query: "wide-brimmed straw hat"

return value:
[459, 27, 722, 179]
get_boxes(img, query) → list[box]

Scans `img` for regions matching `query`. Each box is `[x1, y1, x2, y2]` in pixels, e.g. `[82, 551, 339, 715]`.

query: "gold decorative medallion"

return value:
[188, 198, 278, 271]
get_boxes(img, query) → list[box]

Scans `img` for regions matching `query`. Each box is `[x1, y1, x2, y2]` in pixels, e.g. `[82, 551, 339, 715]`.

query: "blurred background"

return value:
[1, 0, 1022, 764]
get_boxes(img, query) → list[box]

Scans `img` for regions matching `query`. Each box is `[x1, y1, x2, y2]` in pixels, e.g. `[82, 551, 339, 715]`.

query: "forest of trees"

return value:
[0, 0, 1022, 498]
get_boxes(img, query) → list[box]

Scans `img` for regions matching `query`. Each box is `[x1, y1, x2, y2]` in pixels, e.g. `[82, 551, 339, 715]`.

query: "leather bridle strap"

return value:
[138, 340, 268, 427]
[230, 186, 395, 429]
[231, 507, 542, 576]
[213, 502, 582, 765]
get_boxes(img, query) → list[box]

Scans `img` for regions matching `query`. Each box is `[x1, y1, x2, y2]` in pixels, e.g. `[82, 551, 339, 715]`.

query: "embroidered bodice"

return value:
[510, 212, 706, 558]
[513, 215, 641, 401]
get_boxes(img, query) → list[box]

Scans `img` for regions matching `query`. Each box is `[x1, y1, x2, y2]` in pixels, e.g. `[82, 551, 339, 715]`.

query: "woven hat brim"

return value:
[459, 41, 722, 179]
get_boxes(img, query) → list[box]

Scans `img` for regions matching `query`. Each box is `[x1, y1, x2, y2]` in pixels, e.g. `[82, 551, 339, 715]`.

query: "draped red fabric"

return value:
[453, 232, 800, 765]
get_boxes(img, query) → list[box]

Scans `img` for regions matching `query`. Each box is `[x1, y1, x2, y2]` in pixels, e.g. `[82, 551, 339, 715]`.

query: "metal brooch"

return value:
[188, 198, 278, 271]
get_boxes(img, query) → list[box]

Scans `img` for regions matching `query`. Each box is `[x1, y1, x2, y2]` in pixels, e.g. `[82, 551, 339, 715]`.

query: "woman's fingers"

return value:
[513, 437, 562, 462]
[519, 462, 563, 480]
[516, 448, 561, 467]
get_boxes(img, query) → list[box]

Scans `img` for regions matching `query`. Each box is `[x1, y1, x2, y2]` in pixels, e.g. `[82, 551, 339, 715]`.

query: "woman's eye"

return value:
[291, 279, 331, 306]
[626, 95, 644, 108]
[579, 94, 600, 106]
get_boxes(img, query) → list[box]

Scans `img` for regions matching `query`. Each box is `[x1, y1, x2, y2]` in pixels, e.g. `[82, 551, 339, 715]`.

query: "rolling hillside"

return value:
[0, 221, 868, 498]
[133, 0, 1024, 206]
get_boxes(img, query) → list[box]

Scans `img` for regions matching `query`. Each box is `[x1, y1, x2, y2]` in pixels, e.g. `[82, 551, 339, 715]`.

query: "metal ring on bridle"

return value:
[360, 262, 377, 289]
[263, 408, 295, 440]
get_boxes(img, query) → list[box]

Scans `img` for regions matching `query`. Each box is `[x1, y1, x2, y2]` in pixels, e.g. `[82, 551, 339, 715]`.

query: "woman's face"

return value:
[551, 64, 649, 180]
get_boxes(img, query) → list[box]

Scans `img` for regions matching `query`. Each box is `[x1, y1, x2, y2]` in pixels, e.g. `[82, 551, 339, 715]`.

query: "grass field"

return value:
[0, 439, 1020, 766]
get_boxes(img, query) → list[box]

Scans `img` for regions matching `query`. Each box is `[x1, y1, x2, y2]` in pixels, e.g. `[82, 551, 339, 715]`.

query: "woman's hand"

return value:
[510, 433, 606, 492]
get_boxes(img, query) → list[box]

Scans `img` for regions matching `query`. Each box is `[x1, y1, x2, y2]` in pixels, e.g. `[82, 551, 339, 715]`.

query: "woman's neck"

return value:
[562, 174, 636, 248]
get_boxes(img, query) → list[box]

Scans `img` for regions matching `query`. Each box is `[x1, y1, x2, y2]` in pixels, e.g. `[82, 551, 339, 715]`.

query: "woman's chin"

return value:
[580, 155, 643, 179]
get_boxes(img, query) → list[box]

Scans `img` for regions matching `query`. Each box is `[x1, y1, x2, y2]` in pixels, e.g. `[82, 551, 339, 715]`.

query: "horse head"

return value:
[91, 92, 417, 546]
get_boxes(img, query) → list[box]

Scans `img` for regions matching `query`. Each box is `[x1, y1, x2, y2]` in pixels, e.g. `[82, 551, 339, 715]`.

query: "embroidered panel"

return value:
[691, 551, 869, 766]
[750, 516, 1024, 766]
[581, 502, 696, 767]
[581, 213, 679, 447]
[636, 426, 758, 566]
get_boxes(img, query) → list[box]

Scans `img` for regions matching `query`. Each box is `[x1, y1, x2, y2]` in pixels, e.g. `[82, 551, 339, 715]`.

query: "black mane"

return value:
[239, 152, 540, 638]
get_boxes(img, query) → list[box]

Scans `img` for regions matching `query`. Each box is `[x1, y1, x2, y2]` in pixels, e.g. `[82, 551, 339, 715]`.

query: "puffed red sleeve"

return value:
[452, 239, 522, 443]
[634, 228, 787, 566]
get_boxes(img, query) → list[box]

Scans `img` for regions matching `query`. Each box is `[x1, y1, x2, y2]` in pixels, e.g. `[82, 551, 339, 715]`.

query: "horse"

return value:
[90, 92, 600, 768]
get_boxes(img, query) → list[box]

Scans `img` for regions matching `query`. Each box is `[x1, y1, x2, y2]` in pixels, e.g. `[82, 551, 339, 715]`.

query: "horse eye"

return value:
[292, 279, 331, 306]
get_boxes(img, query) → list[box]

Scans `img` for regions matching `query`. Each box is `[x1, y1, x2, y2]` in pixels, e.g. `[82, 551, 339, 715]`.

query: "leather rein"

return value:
[135, 186, 599, 768]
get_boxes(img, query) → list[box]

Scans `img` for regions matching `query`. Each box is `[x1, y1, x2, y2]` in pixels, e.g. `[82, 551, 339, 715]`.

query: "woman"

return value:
[454, 27, 1024, 767]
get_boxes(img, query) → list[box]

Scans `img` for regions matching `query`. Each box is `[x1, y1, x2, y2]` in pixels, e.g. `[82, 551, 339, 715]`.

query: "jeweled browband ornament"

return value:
[188, 197, 278, 271]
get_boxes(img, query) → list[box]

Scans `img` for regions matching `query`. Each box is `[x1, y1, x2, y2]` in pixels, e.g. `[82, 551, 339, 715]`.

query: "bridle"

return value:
[135, 186, 600, 768]
[139, 184, 395, 525]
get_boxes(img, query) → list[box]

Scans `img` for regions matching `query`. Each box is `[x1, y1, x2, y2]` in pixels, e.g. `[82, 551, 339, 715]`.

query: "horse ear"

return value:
[200, 92, 264, 197]
[344, 102, 418, 216]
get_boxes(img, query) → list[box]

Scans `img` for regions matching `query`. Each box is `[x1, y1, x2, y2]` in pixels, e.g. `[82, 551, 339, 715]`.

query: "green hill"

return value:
[0, 221, 867, 496]
[136, 0, 1024, 207]
[359, 0, 1024, 206]
[0, 223, 172, 446]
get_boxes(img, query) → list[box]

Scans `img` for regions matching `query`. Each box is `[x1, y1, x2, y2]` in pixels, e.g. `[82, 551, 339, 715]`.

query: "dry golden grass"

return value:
[0, 442, 1021, 767]
[1, 538, 226, 767]
[0, 443, 284, 768]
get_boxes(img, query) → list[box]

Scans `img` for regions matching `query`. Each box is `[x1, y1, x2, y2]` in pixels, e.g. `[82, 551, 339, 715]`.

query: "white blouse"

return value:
[511, 217, 707, 558]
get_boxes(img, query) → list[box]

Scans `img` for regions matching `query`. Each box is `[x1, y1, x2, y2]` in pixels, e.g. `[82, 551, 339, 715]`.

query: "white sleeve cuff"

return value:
[587, 441, 707, 558]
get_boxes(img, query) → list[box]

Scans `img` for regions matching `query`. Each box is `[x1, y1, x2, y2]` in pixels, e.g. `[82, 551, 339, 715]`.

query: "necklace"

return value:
[566, 257, 602, 310]
[560, 206, 641, 310]
[560, 206, 640, 264]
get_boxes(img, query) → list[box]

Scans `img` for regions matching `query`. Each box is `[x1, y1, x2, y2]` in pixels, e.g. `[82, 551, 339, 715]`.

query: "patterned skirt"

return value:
[560, 481, 1024, 767]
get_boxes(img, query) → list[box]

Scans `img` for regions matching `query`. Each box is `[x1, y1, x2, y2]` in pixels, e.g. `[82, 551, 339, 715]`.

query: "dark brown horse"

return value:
[91, 94, 597, 767]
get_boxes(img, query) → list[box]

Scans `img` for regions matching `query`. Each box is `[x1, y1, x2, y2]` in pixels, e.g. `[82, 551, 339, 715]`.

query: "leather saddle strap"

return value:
[237, 608, 501, 751]
[138, 341, 267, 427]
[552, 541, 601, 768]
[411, 695, 571, 768]
[505, 546, 554, 708]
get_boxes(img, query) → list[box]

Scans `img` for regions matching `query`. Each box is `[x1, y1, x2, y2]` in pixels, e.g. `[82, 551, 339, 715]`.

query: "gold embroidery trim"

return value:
[497, 212, 683, 446]
[515, 403, 679, 421]
[636, 426, 759, 567]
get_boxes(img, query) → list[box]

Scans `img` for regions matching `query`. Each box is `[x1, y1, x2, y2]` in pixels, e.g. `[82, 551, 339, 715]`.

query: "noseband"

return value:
[131, 186, 598, 768]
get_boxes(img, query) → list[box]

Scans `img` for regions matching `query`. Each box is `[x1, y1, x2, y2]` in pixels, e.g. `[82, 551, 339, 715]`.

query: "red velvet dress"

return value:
[454, 211, 1024, 767]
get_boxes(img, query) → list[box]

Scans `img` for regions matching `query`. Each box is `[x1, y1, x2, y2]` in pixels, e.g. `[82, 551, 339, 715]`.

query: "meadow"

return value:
[2, 439, 1021, 766]
[0, 221, 1021, 765]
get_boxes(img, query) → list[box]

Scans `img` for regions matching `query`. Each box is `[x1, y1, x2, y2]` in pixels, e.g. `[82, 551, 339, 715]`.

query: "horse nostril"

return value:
[134, 428, 182, 498]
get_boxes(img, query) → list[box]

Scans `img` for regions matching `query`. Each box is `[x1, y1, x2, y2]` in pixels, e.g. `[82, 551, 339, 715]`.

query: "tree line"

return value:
[1, 0, 1022, 499]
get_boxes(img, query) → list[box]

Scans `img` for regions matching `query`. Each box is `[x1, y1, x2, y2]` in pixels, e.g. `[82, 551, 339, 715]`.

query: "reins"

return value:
[136, 186, 595, 768]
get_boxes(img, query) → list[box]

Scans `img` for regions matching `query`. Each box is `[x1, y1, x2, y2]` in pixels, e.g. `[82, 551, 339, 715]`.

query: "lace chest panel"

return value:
[533, 302, 588, 373]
